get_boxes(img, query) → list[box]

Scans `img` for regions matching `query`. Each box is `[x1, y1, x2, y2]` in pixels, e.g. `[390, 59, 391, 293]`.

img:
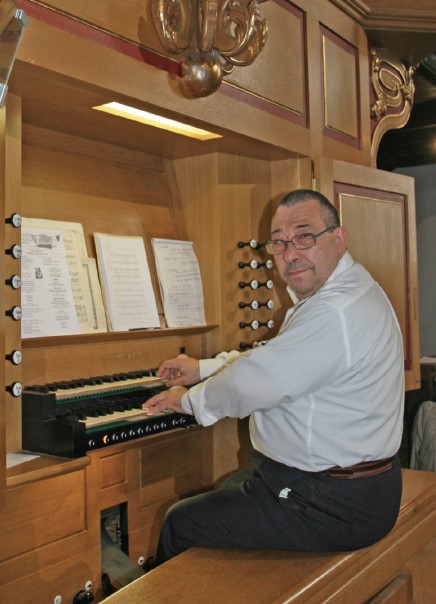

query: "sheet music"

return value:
[152, 238, 206, 327]
[81, 257, 108, 332]
[94, 233, 160, 331]
[22, 217, 88, 256]
[21, 226, 80, 337]
[22, 218, 107, 334]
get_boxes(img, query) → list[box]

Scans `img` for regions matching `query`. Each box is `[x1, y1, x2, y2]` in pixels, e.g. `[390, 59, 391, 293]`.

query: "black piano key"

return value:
[90, 406, 108, 416]
[25, 385, 51, 393]
[116, 398, 133, 410]
[97, 404, 114, 414]
[55, 381, 75, 390]
[69, 380, 86, 388]
[97, 375, 116, 383]
[86, 377, 105, 385]
[73, 409, 87, 420]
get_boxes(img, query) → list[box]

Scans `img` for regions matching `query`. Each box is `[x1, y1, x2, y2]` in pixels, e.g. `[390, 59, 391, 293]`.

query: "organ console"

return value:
[21, 370, 197, 459]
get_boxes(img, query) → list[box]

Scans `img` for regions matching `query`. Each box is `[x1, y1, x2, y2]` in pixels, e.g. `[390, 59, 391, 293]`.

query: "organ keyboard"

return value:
[22, 370, 197, 458]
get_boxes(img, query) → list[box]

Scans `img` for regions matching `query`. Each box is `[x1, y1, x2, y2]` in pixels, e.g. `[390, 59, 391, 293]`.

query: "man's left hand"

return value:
[142, 387, 188, 415]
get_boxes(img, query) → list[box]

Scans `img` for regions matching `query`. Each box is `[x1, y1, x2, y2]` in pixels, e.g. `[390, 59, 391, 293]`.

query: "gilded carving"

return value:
[370, 47, 415, 167]
[152, 0, 268, 97]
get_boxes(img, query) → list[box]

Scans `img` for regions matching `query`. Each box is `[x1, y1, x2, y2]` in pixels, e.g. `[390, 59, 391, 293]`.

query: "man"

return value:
[143, 189, 404, 565]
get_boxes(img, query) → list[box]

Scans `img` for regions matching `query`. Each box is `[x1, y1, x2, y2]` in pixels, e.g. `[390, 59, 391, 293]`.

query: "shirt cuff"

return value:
[181, 392, 194, 415]
[199, 358, 225, 380]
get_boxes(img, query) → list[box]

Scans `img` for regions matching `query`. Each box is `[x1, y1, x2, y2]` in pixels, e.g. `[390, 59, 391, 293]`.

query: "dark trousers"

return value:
[155, 449, 402, 565]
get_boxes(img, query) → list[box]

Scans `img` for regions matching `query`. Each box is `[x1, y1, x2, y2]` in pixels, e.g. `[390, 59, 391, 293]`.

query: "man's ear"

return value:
[335, 226, 348, 254]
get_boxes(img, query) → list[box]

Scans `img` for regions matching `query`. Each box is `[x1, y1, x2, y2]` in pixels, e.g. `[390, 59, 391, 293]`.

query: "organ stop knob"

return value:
[72, 589, 94, 603]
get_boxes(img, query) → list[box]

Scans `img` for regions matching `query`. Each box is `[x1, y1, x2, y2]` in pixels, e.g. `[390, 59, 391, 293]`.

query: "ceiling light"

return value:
[93, 102, 222, 141]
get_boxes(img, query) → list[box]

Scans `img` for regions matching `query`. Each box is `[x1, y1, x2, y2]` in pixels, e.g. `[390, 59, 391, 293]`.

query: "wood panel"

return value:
[339, 192, 406, 344]
[0, 546, 101, 604]
[22, 329, 215, 385]
[170, 153, 288, 352]
[2, 96, 23, 474]
[321, 25, 360, 143]
[225, 0, 307, 124]
[132, 428, 212, 562]
[0, 471, 86, 560]
[314, 157, 420, 391]
[217, 154, 273, 349]
[402, 537, 436, 603]
[306, 0, 371, 165]
[0, 95, 6, 508]
[11, 0, 374, 165]
[23, 0, 166, 54]
[139, 428, 211, 504]
[368, 573, 413, 604]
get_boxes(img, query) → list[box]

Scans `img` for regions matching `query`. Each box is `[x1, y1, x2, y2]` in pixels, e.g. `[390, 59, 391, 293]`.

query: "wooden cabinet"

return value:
[1, 429, 215, 603]
[1, 457, 99, 603]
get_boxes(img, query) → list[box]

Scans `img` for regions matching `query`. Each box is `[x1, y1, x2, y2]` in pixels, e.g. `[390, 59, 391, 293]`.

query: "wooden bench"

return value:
[103, 469, 436, 603]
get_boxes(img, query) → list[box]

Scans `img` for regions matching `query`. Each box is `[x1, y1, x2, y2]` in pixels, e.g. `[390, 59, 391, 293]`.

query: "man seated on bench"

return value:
[144, 189, 404, 566]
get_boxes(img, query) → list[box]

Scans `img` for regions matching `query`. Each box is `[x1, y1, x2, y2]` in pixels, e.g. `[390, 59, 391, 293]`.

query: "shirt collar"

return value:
[287, 250, 354, 304]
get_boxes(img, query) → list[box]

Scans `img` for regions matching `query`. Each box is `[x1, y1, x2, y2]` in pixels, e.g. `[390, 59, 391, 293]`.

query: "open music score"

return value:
[22, 370, 197, 458]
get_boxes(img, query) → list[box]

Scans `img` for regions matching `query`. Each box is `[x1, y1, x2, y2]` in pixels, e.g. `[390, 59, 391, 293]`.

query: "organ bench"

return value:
[103, 468, 436, 604]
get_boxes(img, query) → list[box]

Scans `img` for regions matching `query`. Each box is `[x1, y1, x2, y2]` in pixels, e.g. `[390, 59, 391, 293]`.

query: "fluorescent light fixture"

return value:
[93, 102, 222, 141]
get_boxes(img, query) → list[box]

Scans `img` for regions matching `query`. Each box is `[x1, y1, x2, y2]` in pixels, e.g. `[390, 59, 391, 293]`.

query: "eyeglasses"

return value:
[264, 226, 337, 255]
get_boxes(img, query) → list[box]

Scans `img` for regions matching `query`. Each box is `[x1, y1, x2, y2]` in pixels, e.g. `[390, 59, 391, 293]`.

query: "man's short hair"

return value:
[280, 189, 340, 228]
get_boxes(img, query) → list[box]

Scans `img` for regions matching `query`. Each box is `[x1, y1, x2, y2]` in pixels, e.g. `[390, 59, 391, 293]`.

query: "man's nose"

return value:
[282, 242, 303, 262]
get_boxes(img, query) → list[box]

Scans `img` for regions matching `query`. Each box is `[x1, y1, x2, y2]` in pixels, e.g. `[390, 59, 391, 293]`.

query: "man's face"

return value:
[271, 199, 347, 299]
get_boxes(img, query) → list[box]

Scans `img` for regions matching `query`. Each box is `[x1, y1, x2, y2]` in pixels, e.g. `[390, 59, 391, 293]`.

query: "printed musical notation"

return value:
[94, 233, 160, 331]
[152, 238, 206, 327]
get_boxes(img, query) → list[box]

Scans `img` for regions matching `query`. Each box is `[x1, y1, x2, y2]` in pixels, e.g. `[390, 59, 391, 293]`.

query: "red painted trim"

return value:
[15, 0, 182, 76]
[220, 83, 307, 126]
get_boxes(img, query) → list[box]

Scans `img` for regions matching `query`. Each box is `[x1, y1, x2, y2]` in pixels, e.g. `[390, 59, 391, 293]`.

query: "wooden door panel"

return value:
[314, 158, 420, 391]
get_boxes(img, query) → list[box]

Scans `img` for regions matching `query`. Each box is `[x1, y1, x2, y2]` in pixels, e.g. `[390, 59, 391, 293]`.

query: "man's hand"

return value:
[142, 387, 188, 415]
[157, 354, 200, 387]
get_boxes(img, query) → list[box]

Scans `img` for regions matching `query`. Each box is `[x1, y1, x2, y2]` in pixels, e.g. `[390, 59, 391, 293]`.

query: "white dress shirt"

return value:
[181, 252, 405, 471]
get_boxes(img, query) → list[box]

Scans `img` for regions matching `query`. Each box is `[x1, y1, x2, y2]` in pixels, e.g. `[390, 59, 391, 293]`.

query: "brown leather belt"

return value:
[324, 456, 395, 479]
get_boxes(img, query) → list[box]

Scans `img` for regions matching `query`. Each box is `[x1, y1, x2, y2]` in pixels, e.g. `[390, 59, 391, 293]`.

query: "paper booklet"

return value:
[151, 238, 206, 328]
[21, 225, 80, 338]
[94, 233, 160, 331]
[21, 218, 107, 336]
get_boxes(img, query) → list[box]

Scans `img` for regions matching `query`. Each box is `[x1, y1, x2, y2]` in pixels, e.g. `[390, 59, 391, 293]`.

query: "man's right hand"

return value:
[156, 354, 201, 387]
